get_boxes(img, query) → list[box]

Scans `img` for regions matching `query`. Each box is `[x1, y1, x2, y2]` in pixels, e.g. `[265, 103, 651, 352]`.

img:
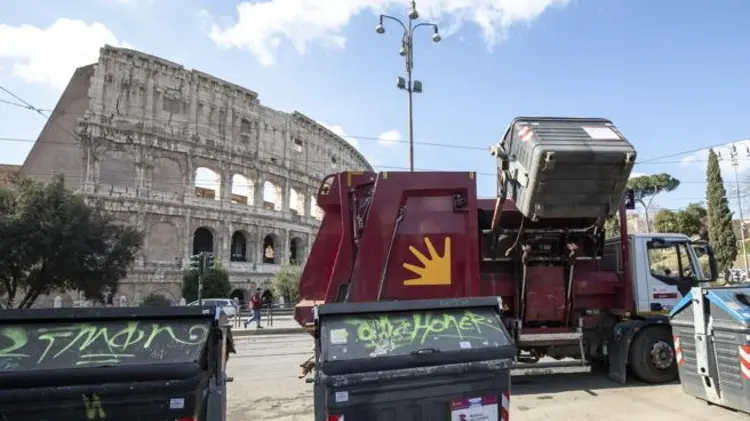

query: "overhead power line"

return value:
[3, 84, 750, 170]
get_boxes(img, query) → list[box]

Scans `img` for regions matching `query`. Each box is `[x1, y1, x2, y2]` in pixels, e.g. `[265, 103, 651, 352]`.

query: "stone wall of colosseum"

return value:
[20, 45, 372, 307]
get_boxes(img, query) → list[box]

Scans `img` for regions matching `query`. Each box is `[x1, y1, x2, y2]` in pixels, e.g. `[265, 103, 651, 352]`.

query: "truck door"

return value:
[642, 239, 700, 313]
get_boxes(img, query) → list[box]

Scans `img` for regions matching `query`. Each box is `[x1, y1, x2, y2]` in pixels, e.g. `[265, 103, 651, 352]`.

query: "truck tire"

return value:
[629, 326, 678, 384]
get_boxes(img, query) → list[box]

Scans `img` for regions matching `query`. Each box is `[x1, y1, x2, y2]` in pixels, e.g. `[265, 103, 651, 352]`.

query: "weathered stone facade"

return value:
[0, 164, 20, 188]
[20, 45, 372, 306]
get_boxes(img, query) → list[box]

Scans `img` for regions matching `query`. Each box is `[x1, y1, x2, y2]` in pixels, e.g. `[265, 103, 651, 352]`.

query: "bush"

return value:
[272, 265, 301, 305]
[181, 267, 232, 303]
[140, 293, 171, 307]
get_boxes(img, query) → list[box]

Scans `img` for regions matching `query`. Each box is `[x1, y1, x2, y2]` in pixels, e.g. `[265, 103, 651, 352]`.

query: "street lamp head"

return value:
[408, 1, 419, 19]
[432, 26, 441, 43]
[375, 23, 385, 34]
[399, 46, 407, 56]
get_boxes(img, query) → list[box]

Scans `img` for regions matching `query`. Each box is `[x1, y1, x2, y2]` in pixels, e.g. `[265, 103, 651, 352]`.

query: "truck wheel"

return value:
[629, 326, 678, 384]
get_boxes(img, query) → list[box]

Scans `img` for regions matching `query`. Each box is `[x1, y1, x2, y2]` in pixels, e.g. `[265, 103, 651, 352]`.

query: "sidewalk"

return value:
[229, 314, 306, 336]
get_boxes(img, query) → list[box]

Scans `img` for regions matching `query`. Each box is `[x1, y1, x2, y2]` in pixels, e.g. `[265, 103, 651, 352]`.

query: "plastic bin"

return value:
[669, 286, 750, 414]
[0, 306, 223, 421]
[313, 297, 516, 421]
[495, 117, 636, 220]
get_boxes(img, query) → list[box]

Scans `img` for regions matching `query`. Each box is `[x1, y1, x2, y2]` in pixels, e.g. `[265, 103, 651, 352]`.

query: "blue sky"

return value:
[2, 0, 750, 213]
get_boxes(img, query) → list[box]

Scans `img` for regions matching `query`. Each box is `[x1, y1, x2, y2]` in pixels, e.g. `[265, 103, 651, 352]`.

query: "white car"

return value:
[187, 298, 237, 317]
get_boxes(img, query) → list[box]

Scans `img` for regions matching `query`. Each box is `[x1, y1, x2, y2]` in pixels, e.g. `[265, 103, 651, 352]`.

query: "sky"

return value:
[2, 0, 750, 213]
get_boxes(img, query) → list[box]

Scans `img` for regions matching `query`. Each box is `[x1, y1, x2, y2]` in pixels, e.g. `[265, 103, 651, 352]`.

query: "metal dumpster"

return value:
[0, 306, 232, 421]
[669, 286, 750, 413]
[313, 297, 516, 421]
[492, 116, 636, 221]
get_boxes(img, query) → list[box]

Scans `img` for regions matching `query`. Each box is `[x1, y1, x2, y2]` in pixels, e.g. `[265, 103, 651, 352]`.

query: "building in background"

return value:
[0, 164, 20, 188]
[20, 45, 372, 306]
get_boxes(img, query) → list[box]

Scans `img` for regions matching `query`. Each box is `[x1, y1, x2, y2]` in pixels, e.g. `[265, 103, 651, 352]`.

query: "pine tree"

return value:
[706, 148, 737, 270]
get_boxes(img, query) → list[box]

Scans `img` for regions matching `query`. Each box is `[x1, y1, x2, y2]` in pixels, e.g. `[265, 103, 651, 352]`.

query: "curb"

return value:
[231, 327, 305, 336]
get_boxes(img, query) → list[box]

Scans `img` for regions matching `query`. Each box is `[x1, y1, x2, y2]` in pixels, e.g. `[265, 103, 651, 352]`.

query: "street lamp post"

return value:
[375, 1, 441, 171]
[722, 144, 750, 276]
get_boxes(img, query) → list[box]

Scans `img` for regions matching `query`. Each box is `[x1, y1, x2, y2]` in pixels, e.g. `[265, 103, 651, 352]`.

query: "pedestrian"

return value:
[244, 288, 263, 329]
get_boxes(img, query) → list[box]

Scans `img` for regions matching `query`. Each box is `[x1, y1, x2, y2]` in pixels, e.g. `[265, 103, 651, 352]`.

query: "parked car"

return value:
[187, 298, 237, 317]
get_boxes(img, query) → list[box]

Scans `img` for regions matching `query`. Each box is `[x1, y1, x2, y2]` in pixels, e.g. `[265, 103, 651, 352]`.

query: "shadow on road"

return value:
[511, 371, 678, 396]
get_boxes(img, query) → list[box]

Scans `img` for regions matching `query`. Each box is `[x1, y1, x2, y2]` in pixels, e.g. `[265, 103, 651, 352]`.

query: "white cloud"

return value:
[679, 140, 750, 177]
[206, 0, 570, 66]
[378, 129, 402, 146]
[318, 121, 358, 147]
[365, 155, 381, 168]
[0, 19, 127, 89]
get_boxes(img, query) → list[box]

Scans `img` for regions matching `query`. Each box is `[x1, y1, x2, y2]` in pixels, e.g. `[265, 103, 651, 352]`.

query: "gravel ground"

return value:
[226, 334, 748, 421]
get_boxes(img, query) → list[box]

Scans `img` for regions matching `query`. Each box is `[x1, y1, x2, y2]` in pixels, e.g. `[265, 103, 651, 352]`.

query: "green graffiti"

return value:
[345, 310, 503, 350]
[82, 393, 106, 420]
[0, 320, 209, 370]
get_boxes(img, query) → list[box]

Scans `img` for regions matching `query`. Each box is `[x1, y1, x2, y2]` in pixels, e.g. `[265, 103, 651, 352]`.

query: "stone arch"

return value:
[147, 221, 179, 262]
[231, 174, 254, 205]
[152, 156, 182, 193]
[263, 180, 282, 211]
[289, 236, 305, 265]
[230, 288, 247, 306]
[193, 226, 215, 254]
[99, 149, 137, 187]
[230, 230, 249, 262]
[289, 187, 305, 214]
[194, 166, 221, 200]
[262, 233, 280, 264]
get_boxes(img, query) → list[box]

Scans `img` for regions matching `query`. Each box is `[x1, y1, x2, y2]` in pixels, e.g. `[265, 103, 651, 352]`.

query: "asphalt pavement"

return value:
[225, 333, 749, 421]
[229, 315, 304, 336]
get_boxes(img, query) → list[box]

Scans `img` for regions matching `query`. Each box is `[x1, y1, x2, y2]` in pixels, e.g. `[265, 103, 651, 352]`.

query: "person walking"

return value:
[244, 288, 263, 329]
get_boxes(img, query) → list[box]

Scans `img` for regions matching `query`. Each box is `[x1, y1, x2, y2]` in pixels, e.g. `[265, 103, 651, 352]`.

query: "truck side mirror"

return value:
[692, 241, 718, 282]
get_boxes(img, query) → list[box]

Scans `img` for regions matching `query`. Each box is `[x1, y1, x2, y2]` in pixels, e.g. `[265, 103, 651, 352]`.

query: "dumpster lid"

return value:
[670, 286, 750, 323]
[502, 116, 624, 143]
[317, 297, 513, 365]
[316, 296, 502, 317]
[0, 306, 216, 373]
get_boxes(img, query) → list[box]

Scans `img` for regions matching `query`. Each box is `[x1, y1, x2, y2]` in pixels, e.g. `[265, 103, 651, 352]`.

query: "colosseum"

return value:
[20, 45, 372, 306]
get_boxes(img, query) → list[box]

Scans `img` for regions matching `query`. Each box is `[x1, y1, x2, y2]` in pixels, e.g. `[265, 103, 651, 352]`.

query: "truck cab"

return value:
[605, 233, 717, 316]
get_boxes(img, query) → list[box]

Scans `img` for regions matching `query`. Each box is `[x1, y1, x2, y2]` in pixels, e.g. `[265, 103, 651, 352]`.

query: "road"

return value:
[226, 334, 748, 421]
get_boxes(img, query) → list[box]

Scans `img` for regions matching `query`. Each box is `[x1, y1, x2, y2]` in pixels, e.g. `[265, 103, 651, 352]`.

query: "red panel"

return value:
[479, 266, 516, 315]
[348, 172, 480, 302]
[524, 266, 566, 324]
[572, 261, 618, 311]
[294, 172, 375, 327]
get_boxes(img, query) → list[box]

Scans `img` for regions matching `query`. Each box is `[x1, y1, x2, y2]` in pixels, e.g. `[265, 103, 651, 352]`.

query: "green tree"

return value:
[272, 265, 301, 305]
[653, 202, 708, 239]
[706, 149, 738, 271]
[140, 293, 172, 307]
[653, 209, 681, 233]
[627, 173, 681, 231]
[681, 202, 709, 239]
[181, 266, 231, 302]
[605, 214, 620, 238]
[0, 174, 143, 308]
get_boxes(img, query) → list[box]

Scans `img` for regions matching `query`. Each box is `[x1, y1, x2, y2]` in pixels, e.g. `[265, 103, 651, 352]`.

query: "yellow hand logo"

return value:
[403, 236, 452, 286]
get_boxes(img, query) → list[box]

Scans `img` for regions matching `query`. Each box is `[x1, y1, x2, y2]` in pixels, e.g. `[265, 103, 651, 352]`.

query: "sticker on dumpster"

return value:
[334, 391, 349, 403]
[451, 395, 498, 421]
[329, 328, 349, 345]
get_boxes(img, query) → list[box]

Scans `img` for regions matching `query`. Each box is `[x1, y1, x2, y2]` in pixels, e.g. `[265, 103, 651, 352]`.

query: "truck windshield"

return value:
[647, 240, 705, 282]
